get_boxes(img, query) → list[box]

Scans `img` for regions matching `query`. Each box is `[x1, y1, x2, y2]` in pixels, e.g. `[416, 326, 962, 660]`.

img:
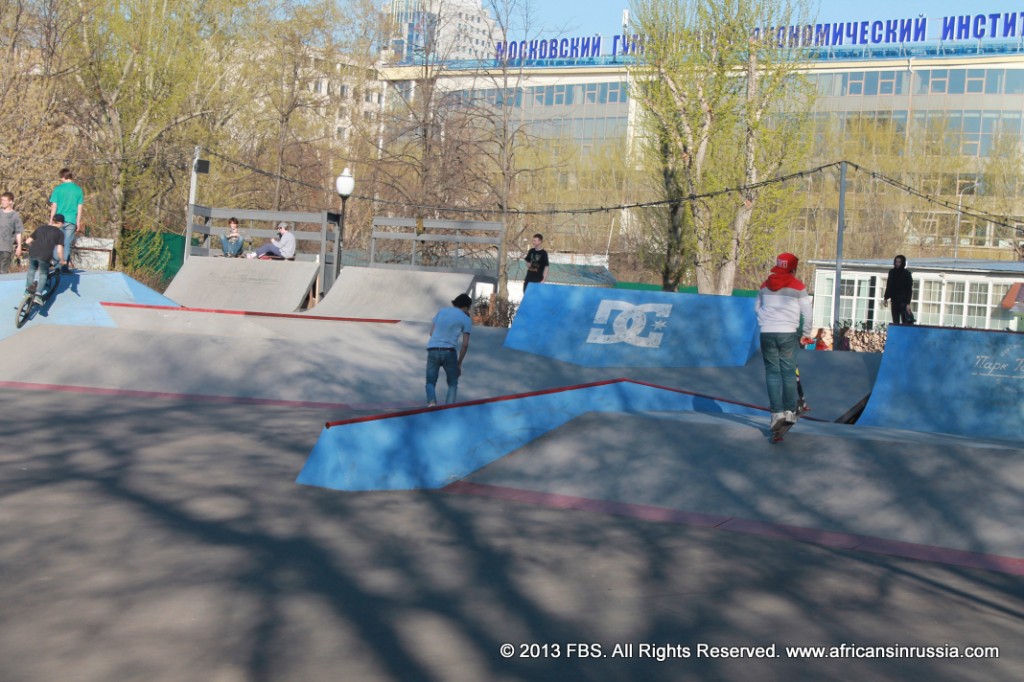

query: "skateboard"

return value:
[771, 413, 798, 443]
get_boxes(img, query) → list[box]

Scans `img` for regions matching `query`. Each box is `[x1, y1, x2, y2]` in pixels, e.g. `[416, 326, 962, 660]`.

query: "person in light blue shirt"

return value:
[425, 293, 473, 406]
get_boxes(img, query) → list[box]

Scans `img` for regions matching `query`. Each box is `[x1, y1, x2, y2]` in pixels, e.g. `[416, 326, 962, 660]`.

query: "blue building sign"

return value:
[495, 12, 1024, 63]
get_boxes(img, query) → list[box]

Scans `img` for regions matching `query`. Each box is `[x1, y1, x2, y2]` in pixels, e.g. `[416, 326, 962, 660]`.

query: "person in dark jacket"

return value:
[883, 254, 914, 325]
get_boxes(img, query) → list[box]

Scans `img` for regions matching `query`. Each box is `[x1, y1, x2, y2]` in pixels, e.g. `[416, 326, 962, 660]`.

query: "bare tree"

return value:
[629, 0, 815, 293]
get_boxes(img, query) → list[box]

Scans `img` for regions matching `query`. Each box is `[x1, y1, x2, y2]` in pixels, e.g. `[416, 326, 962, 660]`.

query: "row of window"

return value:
[813, 109, 1024, 157]
[813, 273, 1015, 331]
[816, 68, 1024, 97]
[453, 82, 628, 110]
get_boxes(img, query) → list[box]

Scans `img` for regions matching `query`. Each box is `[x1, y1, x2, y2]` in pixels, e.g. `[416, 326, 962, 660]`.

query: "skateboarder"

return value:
[425, 293, 473, 406]
[755, 253, 815, 440]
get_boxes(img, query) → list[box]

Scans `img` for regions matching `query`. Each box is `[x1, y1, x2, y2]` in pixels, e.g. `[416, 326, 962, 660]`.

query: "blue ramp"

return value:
[0, 271, 179, 340]
[504, 285, 759, 367]
[295, 379, 764, 492]
[858, 326, 1024, 443]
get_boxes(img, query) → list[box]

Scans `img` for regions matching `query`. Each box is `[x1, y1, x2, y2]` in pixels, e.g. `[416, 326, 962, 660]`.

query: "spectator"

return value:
[252, 221, 296, 260]
[883, 254, 914, 325]
[523, 233, 548, 291]
[221, 218, 244, 257]
[48, 168, 84, 272]
[0, 191, 25, 274]
[813, 328, 829, 350]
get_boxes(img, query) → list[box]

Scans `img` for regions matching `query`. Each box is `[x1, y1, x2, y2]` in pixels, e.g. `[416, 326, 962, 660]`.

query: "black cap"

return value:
[452, 293, 473, 309]
[53, 213, 66, 223]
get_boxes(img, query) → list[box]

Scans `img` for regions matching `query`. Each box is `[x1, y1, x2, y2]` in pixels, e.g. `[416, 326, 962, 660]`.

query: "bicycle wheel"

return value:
[45, 268, 61, 299]
[15, 295, 34, 329]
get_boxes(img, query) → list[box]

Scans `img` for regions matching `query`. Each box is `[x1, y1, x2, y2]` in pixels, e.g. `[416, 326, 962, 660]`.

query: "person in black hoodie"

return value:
[883, 254, 914, 325]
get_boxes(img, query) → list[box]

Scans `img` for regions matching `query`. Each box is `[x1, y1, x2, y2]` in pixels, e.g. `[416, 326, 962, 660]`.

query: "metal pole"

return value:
[831, 161, 847, 349]
[184, 146, 201, 262]
[333, 196, 347, 280]
[954, 182, 975, 261]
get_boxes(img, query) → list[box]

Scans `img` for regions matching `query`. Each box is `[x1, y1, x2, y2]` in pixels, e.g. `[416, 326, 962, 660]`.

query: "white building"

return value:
[387, 0, 499, 63]
[811, 259, 1023, 331]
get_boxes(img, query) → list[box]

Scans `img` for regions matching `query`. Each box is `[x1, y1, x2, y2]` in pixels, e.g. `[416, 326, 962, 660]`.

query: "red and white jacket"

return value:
[755, 267, 813, 337]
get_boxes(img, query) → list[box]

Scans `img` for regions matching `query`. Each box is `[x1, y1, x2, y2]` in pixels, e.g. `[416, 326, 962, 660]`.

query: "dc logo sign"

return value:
[586, 300, 673, 348]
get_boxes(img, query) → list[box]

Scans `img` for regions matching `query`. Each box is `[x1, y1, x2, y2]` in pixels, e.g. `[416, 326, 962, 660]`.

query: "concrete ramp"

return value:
[505, 285, 759, 367]
[296, 380, 763, 491]
[164, 257, 319, 313]
[858, 325, 1024, 443]
[1, 271, 177, 340]
[313, 267, 474, 321]
[459, 411, 1024, 561]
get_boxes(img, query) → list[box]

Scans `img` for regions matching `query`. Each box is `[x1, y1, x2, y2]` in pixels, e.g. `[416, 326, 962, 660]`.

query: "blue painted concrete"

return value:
[504, 285, 759, 368]
[295, 380, 764, 491]
[0, 271, 179, 340]
[858, 325, 1024, 443]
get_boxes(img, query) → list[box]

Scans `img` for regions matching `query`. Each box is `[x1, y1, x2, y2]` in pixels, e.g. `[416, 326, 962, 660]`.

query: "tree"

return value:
[0, 0, 77, 218]
[980, 131, 1024, 260]
[66, 0, 249, 234]
[629, 0, 815, 293]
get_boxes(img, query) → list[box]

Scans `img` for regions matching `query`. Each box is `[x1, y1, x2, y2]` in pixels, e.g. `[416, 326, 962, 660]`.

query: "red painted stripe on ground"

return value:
[0, 380, 416, 412]
[325, 378, 770, 428]
[100, 301, 400, 324]
[443, 481, 1024, 577]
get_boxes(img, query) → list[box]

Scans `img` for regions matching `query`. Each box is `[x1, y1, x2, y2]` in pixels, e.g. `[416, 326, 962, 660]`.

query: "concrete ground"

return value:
[0, 268, 1021, 681]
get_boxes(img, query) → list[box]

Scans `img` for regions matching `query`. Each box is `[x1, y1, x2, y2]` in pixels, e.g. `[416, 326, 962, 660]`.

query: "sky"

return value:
[528, 1, 1024, 42]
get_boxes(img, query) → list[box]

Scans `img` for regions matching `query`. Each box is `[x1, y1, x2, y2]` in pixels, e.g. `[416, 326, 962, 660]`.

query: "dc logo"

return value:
[586, 301, 673, 348]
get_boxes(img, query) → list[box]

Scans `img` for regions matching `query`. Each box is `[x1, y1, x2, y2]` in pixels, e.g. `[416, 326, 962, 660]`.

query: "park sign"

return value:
[494, 11, 1024, 63]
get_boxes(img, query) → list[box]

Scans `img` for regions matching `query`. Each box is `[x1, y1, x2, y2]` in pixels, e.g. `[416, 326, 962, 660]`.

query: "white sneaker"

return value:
[246, 252, 256, 259]
[770, 412, 786, 429]
[783, 410, 797, 425]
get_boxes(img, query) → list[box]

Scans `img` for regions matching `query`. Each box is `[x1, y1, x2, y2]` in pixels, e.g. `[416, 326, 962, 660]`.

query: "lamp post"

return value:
[333, 168, 354, 279]
[954, 182, 976, 261]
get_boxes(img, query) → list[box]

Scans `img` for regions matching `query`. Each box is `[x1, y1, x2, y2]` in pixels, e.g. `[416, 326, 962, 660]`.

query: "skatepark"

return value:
[1, 260, 1022, 681]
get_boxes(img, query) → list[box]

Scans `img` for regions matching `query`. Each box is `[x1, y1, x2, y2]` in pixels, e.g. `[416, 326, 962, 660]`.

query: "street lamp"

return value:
[333, 168, 354, 278]
[954, 182, 976, 261]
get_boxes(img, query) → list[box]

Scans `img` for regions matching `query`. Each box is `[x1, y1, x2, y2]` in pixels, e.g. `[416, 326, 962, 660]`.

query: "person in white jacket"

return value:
[755, 252, 814, 430]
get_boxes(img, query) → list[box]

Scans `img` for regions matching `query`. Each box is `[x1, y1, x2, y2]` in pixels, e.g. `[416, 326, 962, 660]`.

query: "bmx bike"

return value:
[14, 261, 62, 329]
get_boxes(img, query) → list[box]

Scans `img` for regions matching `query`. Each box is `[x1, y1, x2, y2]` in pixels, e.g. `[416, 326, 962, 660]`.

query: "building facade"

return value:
[387, 0, 499, 63]
[378, 9, 1024, 261]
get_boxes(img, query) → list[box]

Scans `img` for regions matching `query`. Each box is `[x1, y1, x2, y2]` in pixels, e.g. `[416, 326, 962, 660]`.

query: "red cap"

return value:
[775, 253, 798, 272]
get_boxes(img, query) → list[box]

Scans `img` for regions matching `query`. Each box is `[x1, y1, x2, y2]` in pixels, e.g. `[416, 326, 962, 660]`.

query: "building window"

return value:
[878, 70, 896, 95]
[966, 69, 985, 94]
[929, 69, 948, 94]
[918, 280, 942, 326]
[966, 282, 989, 328]
[844, 71, 865, 95]
[944, 281, 966, 327]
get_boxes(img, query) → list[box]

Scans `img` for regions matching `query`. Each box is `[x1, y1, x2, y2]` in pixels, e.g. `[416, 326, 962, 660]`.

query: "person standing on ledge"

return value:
[883, 254, 914, 325]
[523, 233, 549, 292]
[425, 293, 473, 407]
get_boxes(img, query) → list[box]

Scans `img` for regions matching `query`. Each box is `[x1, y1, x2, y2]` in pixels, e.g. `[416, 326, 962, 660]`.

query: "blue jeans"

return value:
[760, 332, 800, 414]
[222, 237, 244, 257]
[256, 243, 282, 258]
[425, 348, 459, 404]
[25, 257, 52, 295]
[56, 223, 76, 265]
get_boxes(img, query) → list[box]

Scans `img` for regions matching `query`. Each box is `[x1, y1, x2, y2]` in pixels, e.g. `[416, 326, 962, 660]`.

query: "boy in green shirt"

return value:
[48, 168, 84, 272]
